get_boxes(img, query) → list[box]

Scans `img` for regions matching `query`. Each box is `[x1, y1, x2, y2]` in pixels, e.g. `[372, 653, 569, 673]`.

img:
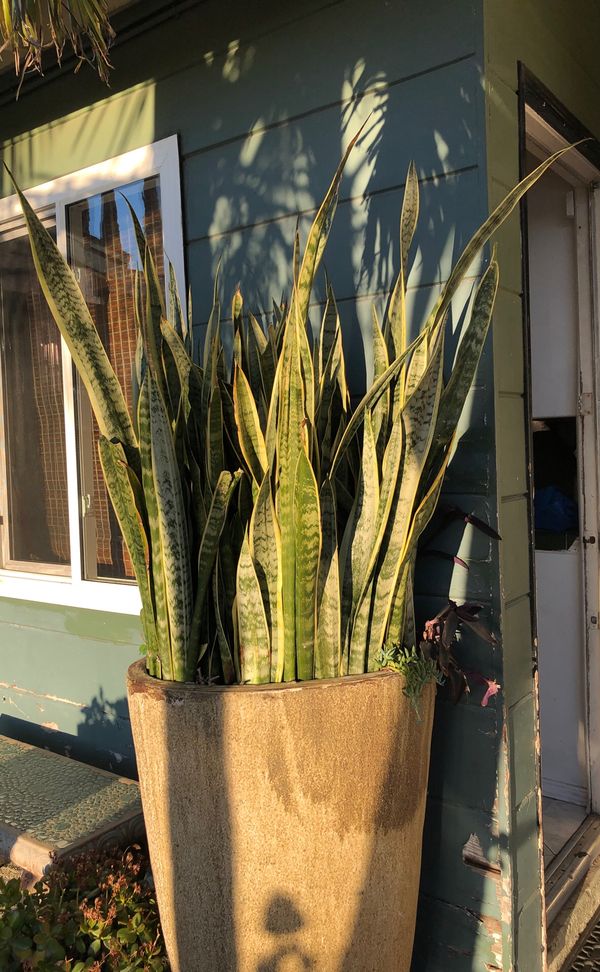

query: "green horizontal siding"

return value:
[0, 598, 141, 774]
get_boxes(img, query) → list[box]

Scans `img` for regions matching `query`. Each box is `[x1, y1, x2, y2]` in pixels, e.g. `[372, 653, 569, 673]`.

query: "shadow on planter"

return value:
[127, 662, 433, 972]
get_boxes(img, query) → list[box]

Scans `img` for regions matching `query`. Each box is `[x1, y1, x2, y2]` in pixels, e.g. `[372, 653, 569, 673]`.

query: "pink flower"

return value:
[481, 678, 500, 707]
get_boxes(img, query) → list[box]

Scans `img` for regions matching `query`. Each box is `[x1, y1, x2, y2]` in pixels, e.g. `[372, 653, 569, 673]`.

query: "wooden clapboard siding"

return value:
[0, 597, 141, 775]
[484, 1, 600, 969]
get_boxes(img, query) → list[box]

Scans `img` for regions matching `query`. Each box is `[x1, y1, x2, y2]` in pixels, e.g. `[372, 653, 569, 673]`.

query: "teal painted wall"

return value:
[0, 1, 508, 968]
[0, 599, 141, 775]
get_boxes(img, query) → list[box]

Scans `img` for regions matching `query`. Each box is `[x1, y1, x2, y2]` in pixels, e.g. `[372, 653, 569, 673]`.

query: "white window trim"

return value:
[0, 135, 185, 615]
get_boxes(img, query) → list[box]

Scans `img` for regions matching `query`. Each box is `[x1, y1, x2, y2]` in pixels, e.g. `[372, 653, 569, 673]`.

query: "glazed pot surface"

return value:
[127, 660, 435, 972]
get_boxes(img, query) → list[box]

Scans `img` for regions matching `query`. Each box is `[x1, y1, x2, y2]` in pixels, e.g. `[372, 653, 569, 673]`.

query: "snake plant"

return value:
[12, 141, 570, 684]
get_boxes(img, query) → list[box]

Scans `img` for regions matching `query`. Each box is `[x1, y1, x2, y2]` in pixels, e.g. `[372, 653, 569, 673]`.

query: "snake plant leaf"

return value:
[162, 335, 182, 420]
[381, 445, 454, 664]
[250, 474, 284, 681]
[265, 351, 283, 468]
[249, 312, 268, 354]
[246, 313, 266, 411]
[219, 382, 247, 469]
[168, 261, 188, 346]
[293, 124, 365, 324]
[329, 325, 427, 477]
[431, 144, 574, 332]
[344, 411, 380, 674]
[232, 286, 244, 323]
[318, 282, 340, 391]
[160, 317, 193, 391]
[316, 337, 341, 446]
[131, 327, 145, 439]
[404, 317, 443, 402]
[212, 560, 236, 684]
[220, 519, 241, 635]
[400, 161, 420, 273]
[347, 399, 405, 669]
[426, 256, 500, 483]
[138, 375, 172, 679]
[122, 200, 168, 401]
[233, 363, 268, 485]
[370, 305, 390, 452]
[277, 303, 307, 679]
[149, 375, 194, 681]
[190, 470, 242, 651]
[294, 448, 321, 681]
[188, 446, 208, 548]
[203, 264, 221, 371]
[358, 329, 445, 665]
[298, 315, 315, 438]
[274, 302, 289, 355]
[259, 333, 277, 405]
[207, 384, 225, 492]
[315, 478, 341, 679]
[98, 435, 158, 661]
[12, 176, 136, 452]
[387, 161, 419, 362]
[236, 532, 271, 684]
[233, 327, 244, 373]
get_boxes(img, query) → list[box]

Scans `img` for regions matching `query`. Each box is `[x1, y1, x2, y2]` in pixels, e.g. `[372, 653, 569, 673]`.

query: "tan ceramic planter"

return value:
[127, 659, 435, 972]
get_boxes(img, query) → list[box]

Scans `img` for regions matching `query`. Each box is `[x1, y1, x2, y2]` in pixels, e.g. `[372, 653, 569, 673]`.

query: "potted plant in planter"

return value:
[11, 138, 568, 972]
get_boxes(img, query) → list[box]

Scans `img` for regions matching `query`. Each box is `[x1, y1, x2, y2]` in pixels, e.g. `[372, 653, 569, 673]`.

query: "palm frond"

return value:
[0, 0, 114, 84]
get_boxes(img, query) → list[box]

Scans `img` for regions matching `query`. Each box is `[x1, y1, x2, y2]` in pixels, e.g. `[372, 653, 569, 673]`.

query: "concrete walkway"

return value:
[0, 734, 143, 880]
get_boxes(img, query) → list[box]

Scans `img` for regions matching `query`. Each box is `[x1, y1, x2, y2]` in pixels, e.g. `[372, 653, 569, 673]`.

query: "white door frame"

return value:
[526, 105, 600, 813]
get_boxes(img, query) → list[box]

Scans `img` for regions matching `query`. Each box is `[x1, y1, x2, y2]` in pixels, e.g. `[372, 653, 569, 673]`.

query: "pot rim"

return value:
[127, 657, 417, 698]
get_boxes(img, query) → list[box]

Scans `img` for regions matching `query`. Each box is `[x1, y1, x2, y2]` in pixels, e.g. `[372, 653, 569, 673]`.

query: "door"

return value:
[526, 141, 600, 866]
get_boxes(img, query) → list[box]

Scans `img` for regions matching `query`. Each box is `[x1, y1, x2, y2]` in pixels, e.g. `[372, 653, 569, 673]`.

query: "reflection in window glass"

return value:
[0, 217, 71, 571]
[67, 176, 163, 582]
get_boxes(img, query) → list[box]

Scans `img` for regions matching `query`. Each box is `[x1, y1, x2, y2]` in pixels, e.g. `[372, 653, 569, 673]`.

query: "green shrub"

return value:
[0, 845, 168, 971]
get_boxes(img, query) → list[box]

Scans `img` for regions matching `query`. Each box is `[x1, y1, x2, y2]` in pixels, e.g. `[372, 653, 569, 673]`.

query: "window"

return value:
[0, 137, 185, 612]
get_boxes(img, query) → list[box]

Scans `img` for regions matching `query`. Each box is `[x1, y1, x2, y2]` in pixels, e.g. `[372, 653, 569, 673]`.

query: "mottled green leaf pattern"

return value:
[17, 138, 562, 684]
[236, 533, 270, 684]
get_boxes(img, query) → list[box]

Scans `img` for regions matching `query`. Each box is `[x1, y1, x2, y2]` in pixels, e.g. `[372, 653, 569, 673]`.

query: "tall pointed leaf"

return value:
[370, 305, 389, 451]
[292, 124, 365, 324]
[354, 328, 445, 666]
[236, 532, 271, 684]
[233, 364, 268, 485]
[190, 470, 241, 648]
[13, 178, 136, 450]
[277, 304, 307, 680]
[426, 256, 499, 481]
[431, 145, 574, 331]
[250, 474, 284, 682]
[212, 558, 235, 684]
[294, 449, 321, 680]
[139, 375, 171, 678]
[386, 160, 419, 361]
[98, 436, 158, 668]
[149, 377, 193, 681]
[315, 479, 341, 679]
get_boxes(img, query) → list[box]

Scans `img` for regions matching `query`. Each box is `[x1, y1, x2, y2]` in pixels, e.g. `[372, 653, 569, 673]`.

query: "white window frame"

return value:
[0, 135, 185, 614]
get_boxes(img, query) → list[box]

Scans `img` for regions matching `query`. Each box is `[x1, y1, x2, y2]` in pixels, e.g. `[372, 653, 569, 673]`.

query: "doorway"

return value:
[524, 106, 600, 918]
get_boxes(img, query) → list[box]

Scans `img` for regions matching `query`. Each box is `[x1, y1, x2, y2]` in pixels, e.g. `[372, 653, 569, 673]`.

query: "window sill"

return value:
[0, 572, 141, 615]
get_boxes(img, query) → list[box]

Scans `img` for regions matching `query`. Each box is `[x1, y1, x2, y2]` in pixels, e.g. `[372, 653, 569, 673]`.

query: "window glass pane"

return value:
[0, 215, 71, 572]
[67, 176, 163, 582]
